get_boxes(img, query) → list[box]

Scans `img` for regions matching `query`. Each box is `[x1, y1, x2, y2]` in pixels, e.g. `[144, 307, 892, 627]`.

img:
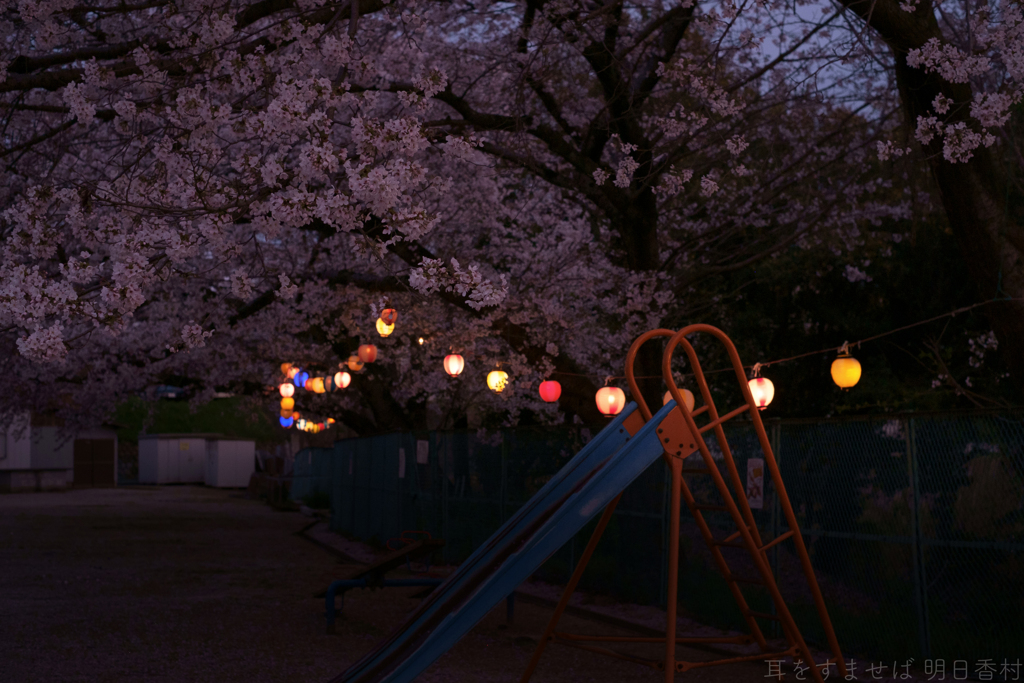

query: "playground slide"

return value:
[334, 400, 676, 683]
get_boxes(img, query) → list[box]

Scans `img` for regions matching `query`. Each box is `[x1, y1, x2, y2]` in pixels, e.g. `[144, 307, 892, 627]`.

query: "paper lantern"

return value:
[287, 366, 300, 379]
[418, 337, 425, 345]
[296, 419, 307, 430]
[376, 318, 395, 337]
[294, 371, 309, 388]
[487, 370, 509, 393]
[279, 383, 294, 398]
[279, 416, 294, 428]
[324, 374, 334, 392]
[358, 344, 377, 363]
[304, 378, 314, 391]
[327, 418, 336, 425]
[280, 363, 293, 375]
[831, 354, 862, 389]
[280, 408, 293, 418]
[596, 387, 626, 416]
[748, 377, 775, 410]
[444, 354, 465, 377]
[380, 308, 398, 325]
[347, 355, 364, 372]
[539, 380, 561, 403]
[663, 389, 696, 412]
[334, 371, 351, 389]
[291, 411, 301, 420]
[280, 397, 295, 411]
[309, 377, 326, 394]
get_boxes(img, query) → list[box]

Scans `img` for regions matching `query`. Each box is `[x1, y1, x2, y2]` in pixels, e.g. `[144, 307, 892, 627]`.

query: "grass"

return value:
[113, 396, 284, 445]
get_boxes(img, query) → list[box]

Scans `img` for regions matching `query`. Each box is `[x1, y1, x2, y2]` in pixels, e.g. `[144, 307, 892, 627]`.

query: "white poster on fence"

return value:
[416, 440, 430, 464]
[398, 448, 406, 479]
[746, 458, 764, 509]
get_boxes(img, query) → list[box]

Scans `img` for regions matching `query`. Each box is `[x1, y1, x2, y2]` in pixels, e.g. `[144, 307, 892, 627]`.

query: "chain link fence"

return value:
[291, 411, 1024, 669]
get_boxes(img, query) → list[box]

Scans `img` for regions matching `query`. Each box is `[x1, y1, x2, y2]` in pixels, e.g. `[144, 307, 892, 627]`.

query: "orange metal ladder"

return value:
[520, 325, 847, 683]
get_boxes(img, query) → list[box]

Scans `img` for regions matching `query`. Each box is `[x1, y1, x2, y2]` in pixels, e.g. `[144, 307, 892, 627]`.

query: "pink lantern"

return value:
[747, 377, 775, 410]
[539, 380, 561, 403]
[595, 387, 626, 416]
[279, 383, 295, 398]
[334, 371, 351, 389]
[443, 354, 465, 377]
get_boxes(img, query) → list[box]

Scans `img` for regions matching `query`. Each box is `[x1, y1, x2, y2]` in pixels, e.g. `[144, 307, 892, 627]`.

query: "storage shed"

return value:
[0, 413, 118, 492]
[138, 433, 255, 487]
[204, 438, 256, 488]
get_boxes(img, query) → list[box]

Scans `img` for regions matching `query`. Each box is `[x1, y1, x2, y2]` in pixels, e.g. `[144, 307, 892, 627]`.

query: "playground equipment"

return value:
[332, 325, 845, 683]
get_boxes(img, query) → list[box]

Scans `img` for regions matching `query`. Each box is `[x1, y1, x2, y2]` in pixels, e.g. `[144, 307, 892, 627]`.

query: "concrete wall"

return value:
[0, 414, 32, 471]
[30, 426, 75, 470]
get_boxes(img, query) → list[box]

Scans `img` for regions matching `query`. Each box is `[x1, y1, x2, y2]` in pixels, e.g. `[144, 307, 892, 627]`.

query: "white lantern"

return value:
[748, 377, 775, 410]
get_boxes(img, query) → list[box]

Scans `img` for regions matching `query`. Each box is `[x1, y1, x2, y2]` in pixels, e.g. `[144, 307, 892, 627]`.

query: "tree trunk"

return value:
[842, 0, 1024, 395]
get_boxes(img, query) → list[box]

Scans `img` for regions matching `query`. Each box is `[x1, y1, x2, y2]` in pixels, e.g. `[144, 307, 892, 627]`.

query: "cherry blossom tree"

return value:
[0, 0, 1014, 436]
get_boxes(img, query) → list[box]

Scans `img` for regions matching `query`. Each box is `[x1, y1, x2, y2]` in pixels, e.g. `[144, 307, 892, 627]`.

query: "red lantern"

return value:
[539, 380, 561, 403]
[358, 344, 377, 363]
[595, 387, 626, 416]
[380, 308, 398, 325]
[444, 354, 465, 377]
[334, 371, 351, 389]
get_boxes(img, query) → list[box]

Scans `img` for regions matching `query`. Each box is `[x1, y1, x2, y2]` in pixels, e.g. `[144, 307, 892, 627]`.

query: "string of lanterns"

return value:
[276, 295, 924, 429]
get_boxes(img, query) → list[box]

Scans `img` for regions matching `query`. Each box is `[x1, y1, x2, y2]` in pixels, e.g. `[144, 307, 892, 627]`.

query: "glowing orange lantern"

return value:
[287, 366, 299, 379]
[280, 408, 293, 418]
[539, 380, 561, 403]
[380, 308, 398, 325]
[444, 354, 465, 377]
[304, 378, 315, 391]
[596, 387, 626, 415]
[346, 355, 364, 372]
[487, 370, 509, 393]
[358, 344, 377, 363]
[327, 418, 336, 425]
[748, 377, 775, 410]
[280, 363, 293, 375]
[334, 371, 351, 389]
[280, 397, 295, 411]
[663, 389, 696, 412]
[279, 383, 295, 398]
[831, 352, 862, 389]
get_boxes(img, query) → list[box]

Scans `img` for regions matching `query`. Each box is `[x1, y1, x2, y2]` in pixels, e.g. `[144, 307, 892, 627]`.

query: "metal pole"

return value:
[501, 432, 507, 524]
[660, 460, 670, 608]
[906, 418, 931, 659]
[770, 420, 782, 639]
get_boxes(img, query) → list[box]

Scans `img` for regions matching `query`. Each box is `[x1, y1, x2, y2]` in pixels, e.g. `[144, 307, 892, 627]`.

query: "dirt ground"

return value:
[2, 486, 816, 683]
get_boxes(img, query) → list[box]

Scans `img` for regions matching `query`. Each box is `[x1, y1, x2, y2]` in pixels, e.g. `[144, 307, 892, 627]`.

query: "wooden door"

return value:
[73, 439, 116, 487]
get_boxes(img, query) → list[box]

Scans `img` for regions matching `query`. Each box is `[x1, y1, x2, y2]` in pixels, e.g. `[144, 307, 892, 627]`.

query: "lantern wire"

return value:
[549, 298, 1024, 382]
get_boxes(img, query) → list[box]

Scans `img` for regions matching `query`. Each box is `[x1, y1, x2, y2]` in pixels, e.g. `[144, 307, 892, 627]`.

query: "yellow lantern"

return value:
[279, 383, 295, 398]
[596, 387, 626, 416]
[487, 370, 509, 393]
[663, 388, 696, 412]
[334, 371, 351, 389]
[831, 347, 862, 389]
[280, 397, 295, 411]
[347, 355, 364, 372]
[444, 354, 465, 377]
[376, 318, 395, 337]
[310, 377, 326, 394]
[748, 377, 775, 410]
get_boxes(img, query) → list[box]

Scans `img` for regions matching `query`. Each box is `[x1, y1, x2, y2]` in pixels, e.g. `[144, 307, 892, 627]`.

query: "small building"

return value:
[0, 413, 119, 492]
[138, 433, 255, 488]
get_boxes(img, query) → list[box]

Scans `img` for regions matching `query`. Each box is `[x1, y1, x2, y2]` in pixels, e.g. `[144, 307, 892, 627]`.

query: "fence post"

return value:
[906, 418, 931, 659]
[660, 460, 670, 608]
[770, 420, 782, 639]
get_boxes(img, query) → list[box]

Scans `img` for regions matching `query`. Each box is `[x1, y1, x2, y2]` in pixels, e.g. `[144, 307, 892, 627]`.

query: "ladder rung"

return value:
[693, 505, 729, 512]
[680, 468, 711, 475]
[760, 530, 794, 552]
[744, 610, 782, 621]
[726, 573, 765, 586]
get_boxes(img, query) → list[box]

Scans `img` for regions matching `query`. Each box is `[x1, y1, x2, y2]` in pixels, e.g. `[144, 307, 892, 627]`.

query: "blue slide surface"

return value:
[333, 401, 674, 683]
